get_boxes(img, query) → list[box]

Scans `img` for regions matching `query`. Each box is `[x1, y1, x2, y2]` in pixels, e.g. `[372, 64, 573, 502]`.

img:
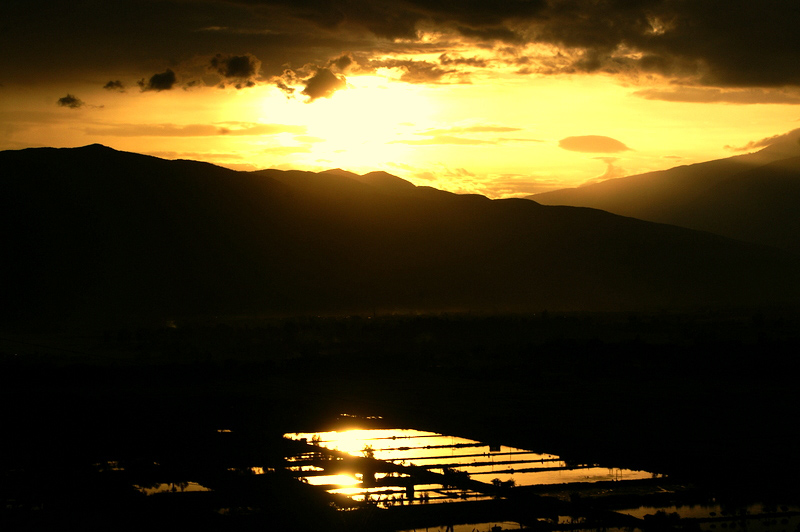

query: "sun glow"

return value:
[290, 428, 377, 456]
[296, 75, 435, 170]
[9, 63, 796, 198]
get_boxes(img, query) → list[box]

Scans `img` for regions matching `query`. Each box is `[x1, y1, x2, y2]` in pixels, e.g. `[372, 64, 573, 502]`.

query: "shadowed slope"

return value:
[3, 145, 800, 326]
[531, 130, 800, 253]
[670, 155, 800, 252]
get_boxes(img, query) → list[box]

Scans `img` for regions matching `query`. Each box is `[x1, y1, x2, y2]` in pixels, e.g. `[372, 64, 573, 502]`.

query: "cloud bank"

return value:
[9, 0, 800, 92]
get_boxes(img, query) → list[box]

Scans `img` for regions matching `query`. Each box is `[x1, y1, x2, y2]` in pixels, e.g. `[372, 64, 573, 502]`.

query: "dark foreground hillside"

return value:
[2, 312, 799, 531]
[3, 144, 800, 328]
[4, 146, 800, 530]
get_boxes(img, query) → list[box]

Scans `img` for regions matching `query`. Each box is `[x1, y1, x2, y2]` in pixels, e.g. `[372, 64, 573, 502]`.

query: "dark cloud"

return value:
[57, 94, 85, 109]
[454, 25, 524, 44]
[273, 65, 349, 101]
[525, 0, 800, 87]
[264, 1, 430, 40]
[247, 1, 800, 87]
[210, 53, 261, 88]
[8, 0, 800, 93]
[138, 69, 177, 91]
[103, 80, 125, 92]
[328, 53, 355, 72]
[273, 68, 300, 97]
[211, 54, 259, 78]
[301, 67, 347, 101]
[273, 0, 545, 40]
[274, 80, 296, 97]
[402, 2, 800, 86]
[559, 135, 631, 153]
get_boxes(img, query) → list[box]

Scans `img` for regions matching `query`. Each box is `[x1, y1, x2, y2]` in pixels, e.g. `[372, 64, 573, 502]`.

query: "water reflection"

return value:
[284, 427, 657, 508]
[397, 521, 523, 532]
[134, 481, 211, 496]
[618, 503, 800, 532]
[305, 473, 361, 487]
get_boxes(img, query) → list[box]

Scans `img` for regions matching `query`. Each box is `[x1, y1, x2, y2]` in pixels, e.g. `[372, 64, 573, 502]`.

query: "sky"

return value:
[3, 0, 800, 197]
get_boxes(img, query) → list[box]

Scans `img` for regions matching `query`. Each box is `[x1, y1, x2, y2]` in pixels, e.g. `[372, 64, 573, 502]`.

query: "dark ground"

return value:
[2, 310, 799, 530]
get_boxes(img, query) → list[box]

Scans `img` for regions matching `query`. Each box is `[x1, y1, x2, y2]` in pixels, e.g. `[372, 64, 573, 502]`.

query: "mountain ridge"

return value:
[530, 129, 800, 253]
[3, 144, 800, 326]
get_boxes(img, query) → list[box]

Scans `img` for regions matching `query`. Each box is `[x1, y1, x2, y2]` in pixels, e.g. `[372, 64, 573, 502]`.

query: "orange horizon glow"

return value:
[4, 2, 800, 198]
[2, 68, 798, 199]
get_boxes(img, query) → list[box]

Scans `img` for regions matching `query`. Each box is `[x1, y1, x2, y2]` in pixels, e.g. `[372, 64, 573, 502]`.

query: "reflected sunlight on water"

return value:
[305, 473, 361, 486]
[134, 481, 211, 496]
[616, 503, 800, 532]
[397, 520, 524, 532]
[284, 426, 658, 508]
[279, 425, 800, 531]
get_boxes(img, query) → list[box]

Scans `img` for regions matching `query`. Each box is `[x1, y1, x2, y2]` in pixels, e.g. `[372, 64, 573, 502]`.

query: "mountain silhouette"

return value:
[3, 144, 800, 325]
[530, 129, 800, 253]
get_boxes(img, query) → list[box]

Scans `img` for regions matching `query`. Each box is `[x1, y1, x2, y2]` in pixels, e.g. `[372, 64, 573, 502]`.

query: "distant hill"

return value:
[530, 129, 800, 253]
[3, 144, 800, 326]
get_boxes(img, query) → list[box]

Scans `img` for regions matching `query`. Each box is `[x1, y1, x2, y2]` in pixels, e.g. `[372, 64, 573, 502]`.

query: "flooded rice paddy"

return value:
[134, 481, 212, 496]
[284, 426, 657, 508]
[278, 422, 800, 531]
[618, 503, 800, 532]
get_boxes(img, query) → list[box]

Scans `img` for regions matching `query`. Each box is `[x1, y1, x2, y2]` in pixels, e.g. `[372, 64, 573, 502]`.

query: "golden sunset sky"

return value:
[3, 0, 800, 197]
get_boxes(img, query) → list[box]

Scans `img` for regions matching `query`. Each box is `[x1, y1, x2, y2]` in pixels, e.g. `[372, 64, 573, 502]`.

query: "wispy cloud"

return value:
[390, 124, 542, 146]
[84, 122, 305, 137]
[724, 128, 800, 152]
[390, 135, 497, 146]
[633, 87, 800, 105]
